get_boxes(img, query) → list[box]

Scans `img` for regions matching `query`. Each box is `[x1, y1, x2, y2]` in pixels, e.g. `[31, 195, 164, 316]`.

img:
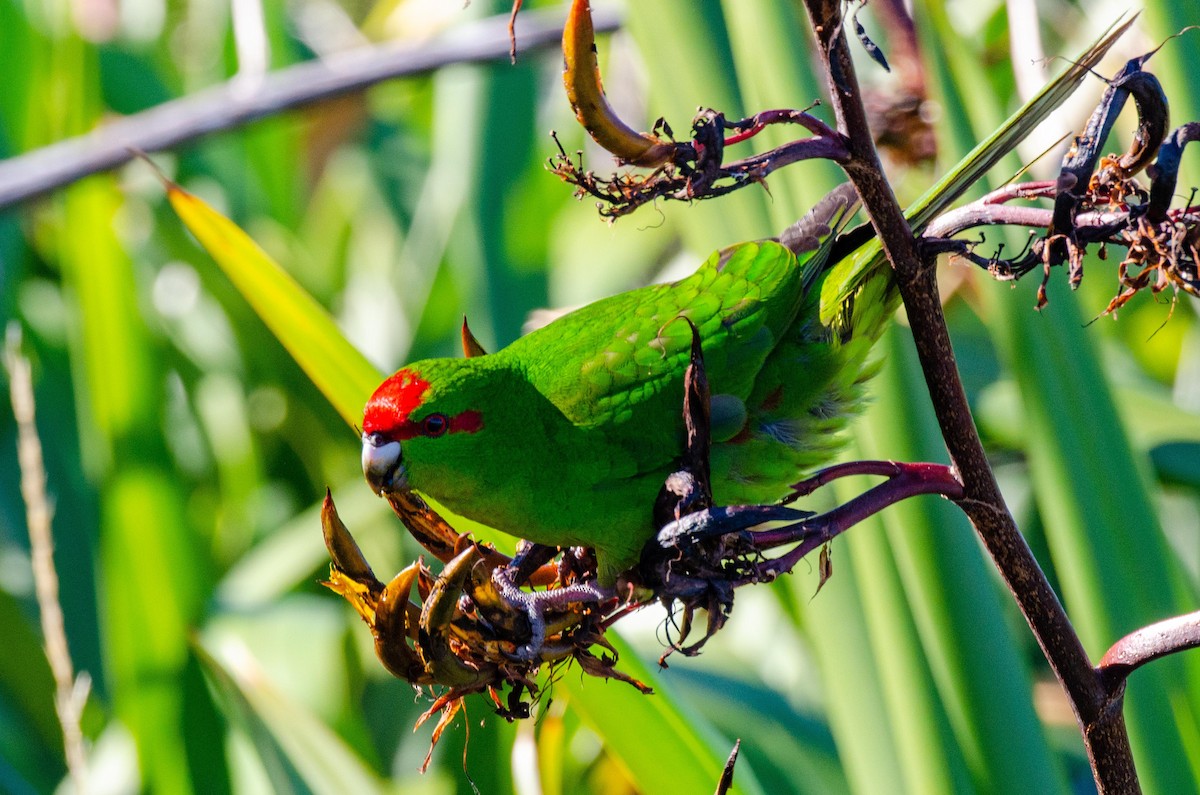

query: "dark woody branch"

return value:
[0, 6, 618, 210]
[797, 0, 1138, 789]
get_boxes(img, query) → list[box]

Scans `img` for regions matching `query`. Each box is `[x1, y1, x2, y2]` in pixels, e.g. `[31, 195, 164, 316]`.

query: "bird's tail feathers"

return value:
[779, 182, 860, 256]
[778, 184, 863, 298]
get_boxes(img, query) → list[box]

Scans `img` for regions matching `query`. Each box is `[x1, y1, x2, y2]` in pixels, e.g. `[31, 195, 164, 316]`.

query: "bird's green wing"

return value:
[515, 241, 800, 427]
[504, 188, 856, 478]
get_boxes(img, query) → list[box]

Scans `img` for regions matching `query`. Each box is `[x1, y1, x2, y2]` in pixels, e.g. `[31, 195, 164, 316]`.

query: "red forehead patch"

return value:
[362, 369, 431, 433]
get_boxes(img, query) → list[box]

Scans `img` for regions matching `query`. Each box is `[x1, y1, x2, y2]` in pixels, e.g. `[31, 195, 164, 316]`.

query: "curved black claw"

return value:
[491, 566, 614, 660]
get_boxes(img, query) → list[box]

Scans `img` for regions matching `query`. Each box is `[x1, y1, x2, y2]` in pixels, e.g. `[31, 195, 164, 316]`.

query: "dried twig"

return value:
[4, 325, 89, 791]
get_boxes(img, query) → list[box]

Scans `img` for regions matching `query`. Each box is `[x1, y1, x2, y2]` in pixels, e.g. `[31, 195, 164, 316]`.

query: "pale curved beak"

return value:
[362, 432, 407, 494]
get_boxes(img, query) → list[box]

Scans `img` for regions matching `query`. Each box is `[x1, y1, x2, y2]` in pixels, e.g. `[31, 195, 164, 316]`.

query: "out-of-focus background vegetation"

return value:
[2, 0, 1200, 792]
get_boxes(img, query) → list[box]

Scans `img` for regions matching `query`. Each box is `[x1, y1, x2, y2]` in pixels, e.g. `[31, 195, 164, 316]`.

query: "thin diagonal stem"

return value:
[752, 463, 963, 578]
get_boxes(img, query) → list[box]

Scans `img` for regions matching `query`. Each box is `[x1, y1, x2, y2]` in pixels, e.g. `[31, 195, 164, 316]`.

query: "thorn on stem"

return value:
[714, 739, 742, 795]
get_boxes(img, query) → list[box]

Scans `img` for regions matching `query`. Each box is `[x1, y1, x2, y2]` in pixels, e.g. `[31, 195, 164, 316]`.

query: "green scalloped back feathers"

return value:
[384, 186, 898, 582]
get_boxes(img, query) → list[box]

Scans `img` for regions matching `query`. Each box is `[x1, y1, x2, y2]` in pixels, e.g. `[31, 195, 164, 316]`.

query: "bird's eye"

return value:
[422, 413, 449, 437]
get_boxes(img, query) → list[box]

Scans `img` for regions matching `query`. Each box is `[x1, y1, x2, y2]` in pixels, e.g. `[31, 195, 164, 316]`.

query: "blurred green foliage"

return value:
[2, 0, 1199, 792]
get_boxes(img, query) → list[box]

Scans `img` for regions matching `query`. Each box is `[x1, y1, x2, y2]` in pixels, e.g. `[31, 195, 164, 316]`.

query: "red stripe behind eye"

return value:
[450, 410, 483, 434]
[385, 410, 484, 441]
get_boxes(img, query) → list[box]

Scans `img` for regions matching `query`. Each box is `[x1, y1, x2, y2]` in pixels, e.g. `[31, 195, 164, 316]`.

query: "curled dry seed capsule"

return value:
[562, 0, 679, 167]
[373, 562, 432, 683]
[418, 546, 495, 688]
[1050, 50, 1169, 263]
[321, 489, 380, 587]
[321, 492, 433, 683]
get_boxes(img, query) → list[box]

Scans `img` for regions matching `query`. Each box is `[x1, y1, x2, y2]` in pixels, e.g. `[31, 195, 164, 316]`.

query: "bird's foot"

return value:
[491, 564, 615, 661]
[646, 462, 964, 591]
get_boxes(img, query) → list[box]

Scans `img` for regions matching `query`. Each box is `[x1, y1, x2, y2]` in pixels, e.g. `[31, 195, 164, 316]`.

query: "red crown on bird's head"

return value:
[362, 368, 431, 435]
[363, 367, 483, 440]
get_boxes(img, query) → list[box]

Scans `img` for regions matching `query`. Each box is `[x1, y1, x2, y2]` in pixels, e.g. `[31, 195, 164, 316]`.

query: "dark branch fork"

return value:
[1099, 611, 1200, 691]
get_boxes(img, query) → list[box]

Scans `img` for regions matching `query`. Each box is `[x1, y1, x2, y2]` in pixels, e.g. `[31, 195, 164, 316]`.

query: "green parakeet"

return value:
[362, 184, 894, 585]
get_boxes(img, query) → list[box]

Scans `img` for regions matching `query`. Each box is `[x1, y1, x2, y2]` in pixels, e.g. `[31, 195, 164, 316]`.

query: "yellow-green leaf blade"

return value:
[166, 183, 381, 427]
[563, 634, 763, 795]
